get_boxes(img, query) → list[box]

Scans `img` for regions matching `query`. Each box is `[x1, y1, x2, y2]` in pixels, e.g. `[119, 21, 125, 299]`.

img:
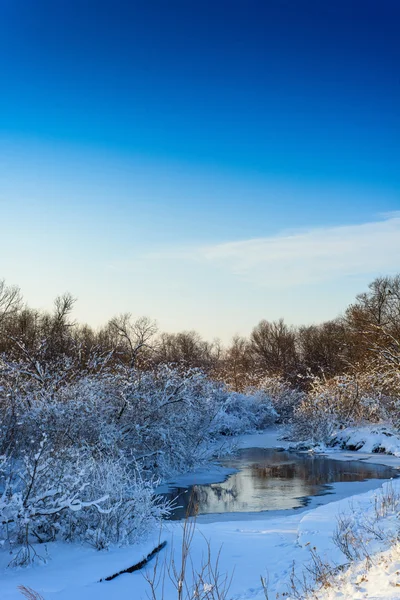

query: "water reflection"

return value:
[164, 448, 397, 519]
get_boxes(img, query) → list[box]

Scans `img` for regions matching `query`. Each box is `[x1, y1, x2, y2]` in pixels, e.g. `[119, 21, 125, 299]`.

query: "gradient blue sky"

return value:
[0, 0, 399, 340]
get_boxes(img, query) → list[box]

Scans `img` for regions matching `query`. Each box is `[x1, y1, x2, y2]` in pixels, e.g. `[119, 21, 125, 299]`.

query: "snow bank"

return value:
[330, 424, 400, 456]
[311, 543, 400, 600]
[299, 479, 400, 599]
[289, 423, 400, 458]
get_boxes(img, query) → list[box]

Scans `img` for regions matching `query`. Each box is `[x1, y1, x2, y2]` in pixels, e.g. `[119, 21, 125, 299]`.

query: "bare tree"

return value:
[108, 314, 157, 367]
[53, 293, 76, 326]
[218, 335, 255, 391]
[0, 279, 22, 326]
[297, 320, 348, 377]
[345, 276, 400, 368]
[250, 319, 297, 378]
[155, 330, 213, 369]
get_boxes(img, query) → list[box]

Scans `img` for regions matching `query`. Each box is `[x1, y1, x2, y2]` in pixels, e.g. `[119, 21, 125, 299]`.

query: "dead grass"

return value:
[17, 586, 45, 600]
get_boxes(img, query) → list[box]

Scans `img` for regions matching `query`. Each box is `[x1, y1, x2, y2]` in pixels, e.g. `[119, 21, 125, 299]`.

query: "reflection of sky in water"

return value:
[164, 449, 398, 520]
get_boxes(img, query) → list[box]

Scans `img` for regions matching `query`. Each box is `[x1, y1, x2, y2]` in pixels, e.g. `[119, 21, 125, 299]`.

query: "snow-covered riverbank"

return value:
[2, 427, 400, 600]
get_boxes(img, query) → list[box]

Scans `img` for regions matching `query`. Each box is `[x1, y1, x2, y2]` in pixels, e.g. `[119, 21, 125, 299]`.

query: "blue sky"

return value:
[0, 1, 399, 340]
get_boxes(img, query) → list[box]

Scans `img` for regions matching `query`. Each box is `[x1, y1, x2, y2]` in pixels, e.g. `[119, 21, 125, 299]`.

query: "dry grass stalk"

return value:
[17, 586, 45, 600]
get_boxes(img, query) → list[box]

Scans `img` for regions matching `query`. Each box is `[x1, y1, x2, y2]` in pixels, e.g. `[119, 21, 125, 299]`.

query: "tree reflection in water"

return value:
[163, 449, 397, 520]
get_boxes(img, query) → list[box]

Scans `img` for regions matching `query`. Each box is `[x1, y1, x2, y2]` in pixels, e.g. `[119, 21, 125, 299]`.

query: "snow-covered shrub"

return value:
[290, 371, 400, 444]
[0, 439, 109, 565]
[109, 365, 229, 474]
[256, 376, 305, 422]
[211, 389, 277, 436]
[290, 393, 339, 445]
[19, 375, 125, 455]
[73, 458, 170, 550]
[290, 375, 356, 443]
[1, 359, 280, 473]
[0, 440, 169, 563]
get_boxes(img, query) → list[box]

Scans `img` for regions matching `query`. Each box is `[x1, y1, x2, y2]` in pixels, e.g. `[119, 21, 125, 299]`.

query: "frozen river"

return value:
[162, 447, 398, 521]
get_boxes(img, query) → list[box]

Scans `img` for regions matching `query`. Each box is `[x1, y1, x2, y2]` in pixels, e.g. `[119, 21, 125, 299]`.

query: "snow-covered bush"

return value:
[0, 441, 169, 563]
[0, 361, 279, 473]
[73, 458, 170, 550]
[113, 366, 228, 474]
[211, 389, 277, 436]
[290, 394, 339, 445]
[290, 372, 400, 444]
[290, 375, 359, 444]
[256, 376, 305, 422]
[0, 439, 108, 565]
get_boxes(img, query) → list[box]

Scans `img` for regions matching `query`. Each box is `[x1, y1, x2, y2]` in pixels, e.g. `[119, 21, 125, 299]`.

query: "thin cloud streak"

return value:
[199, 214, 400, 286]
[108, 214, 400, 288]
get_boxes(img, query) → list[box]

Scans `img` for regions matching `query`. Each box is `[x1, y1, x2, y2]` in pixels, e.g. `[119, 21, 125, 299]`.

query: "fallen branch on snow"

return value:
[99, 541, 167, 582]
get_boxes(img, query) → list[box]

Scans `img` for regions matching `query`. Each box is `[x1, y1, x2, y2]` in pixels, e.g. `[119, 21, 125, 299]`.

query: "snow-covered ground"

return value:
[311, 542, 400, 600]
[2, 427, 400, 600]
[236, 424, 400, 456]
[289, 423, 400, 458]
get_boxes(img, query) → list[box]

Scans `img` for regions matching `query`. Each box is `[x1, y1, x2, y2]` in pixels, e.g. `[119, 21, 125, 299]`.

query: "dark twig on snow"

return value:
[99, 541, 167, 582]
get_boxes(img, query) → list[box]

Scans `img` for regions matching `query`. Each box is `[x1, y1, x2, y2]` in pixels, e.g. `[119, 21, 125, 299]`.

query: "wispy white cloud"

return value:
[108, 213, 400, 288]
[197, 213, 400, 287]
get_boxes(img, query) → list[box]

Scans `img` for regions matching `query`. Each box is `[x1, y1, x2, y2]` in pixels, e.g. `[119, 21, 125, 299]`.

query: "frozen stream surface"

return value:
[161, 446, 398, 522]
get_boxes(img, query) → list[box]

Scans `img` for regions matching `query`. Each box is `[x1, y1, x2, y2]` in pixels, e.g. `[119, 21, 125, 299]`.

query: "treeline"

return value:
[1, 274, 399, 391]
